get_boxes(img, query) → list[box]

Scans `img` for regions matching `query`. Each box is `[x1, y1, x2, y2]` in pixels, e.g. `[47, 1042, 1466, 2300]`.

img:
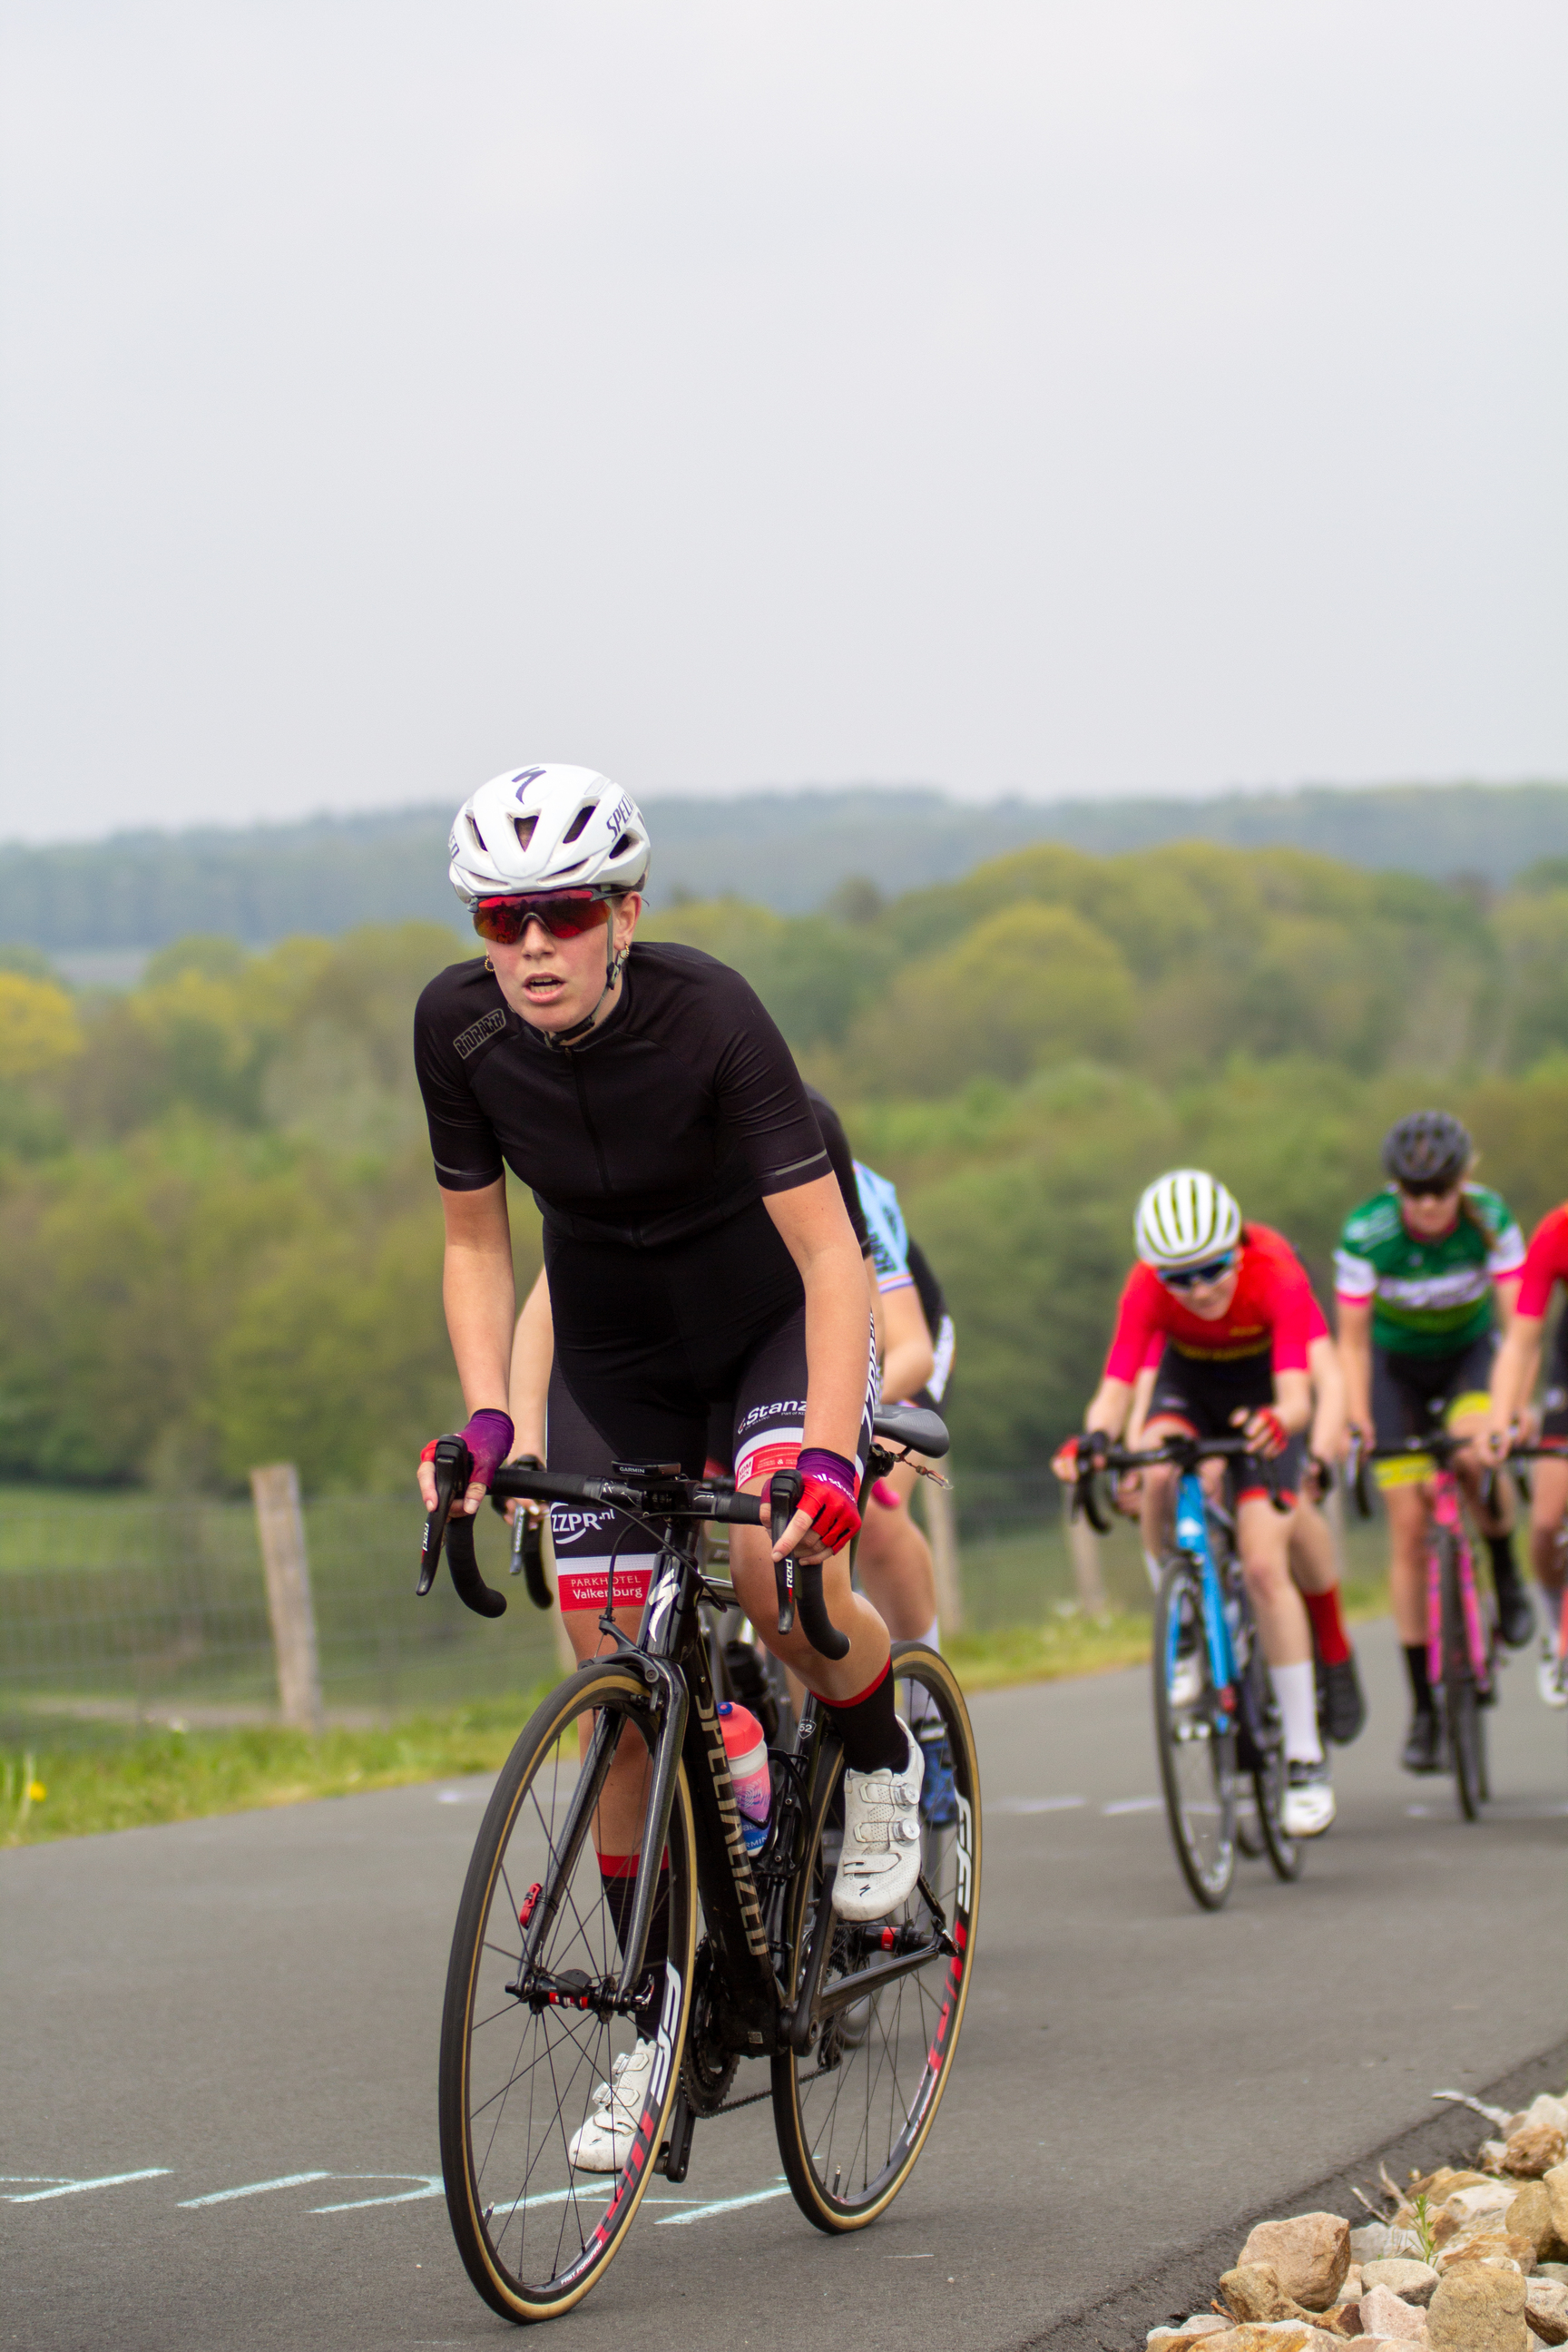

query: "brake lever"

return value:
[418, 1435, 507, 1618]
[492, 1457, 554, 1610]
[767, 1466, 851, 1661]
[769, 1466, 804, 1638]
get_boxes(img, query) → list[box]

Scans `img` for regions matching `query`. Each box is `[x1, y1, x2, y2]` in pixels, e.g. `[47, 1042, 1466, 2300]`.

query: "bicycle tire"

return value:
[438, 1661, 698, 2322]
[1436, 1527, 1485, 1822]
[1152, 1555, 1237, 1910]
[771, 1644, 979, 2231]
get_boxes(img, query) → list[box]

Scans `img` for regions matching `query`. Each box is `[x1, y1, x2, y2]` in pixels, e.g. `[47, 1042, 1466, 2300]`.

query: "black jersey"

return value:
[414, 942, 831, 1250]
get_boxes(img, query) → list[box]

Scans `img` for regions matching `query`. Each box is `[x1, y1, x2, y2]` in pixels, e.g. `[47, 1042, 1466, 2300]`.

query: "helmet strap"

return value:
[542, 906, 626, 1054]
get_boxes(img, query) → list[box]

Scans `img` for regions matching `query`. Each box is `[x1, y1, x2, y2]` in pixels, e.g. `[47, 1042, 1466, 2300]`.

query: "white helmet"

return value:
[1134, 1169, 1242, 1270]
[448, 764, 651, 906]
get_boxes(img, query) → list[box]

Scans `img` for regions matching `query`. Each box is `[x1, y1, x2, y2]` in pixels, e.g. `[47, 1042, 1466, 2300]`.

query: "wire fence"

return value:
[0, 1470, 1387, 1740]
[0, 1486, 561, 1742]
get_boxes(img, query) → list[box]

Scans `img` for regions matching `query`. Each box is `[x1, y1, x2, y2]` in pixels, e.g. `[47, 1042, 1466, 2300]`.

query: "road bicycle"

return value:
[416, 1402, 980, 2324]
[1072, 1435, 1302, 1911]
[1354, 1426, 1500, 1819]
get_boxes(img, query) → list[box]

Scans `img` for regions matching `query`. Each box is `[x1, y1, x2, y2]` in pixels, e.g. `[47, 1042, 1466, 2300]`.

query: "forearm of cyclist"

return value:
[878, 1283, 936, 1406]
[418, 1178, 516, 1514]
[1306, 1336, 1348, 1461]
[1335, 1298, 1374, 1435]
[504, 1265, 554, 1523]
[1488, 1311, 1544, 1450]
[764, 1174, 874, 1557]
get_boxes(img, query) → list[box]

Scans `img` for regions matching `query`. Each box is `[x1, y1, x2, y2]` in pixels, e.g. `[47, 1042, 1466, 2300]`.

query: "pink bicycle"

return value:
[1354, 1426, 1495, 1820]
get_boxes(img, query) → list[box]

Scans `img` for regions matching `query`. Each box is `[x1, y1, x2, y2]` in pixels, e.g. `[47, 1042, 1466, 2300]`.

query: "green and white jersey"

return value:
[1334, 1183, 1524, 1357]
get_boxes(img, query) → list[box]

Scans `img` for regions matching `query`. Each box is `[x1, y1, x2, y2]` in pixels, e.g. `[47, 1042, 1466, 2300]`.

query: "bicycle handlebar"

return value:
[421, 1446, 852, 1659]
[1070, 1432, 1291, 1531]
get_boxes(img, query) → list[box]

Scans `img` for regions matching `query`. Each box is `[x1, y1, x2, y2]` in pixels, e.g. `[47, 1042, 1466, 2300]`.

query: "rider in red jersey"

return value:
[1054, 1169, 1332, 1838]
[1488, 1200, 1568, 1706]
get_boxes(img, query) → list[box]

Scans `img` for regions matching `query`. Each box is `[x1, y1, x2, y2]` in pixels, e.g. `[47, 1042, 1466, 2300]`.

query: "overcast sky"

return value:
[2, 3, 1564, 842]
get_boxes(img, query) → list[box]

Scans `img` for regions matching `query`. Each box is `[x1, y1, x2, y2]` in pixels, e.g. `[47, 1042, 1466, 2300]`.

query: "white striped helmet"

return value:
[1134, 1169, 1242, 1270]
[448, 764, 650, 906]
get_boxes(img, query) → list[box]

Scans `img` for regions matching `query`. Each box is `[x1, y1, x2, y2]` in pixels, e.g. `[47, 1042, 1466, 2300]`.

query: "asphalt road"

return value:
[5, 1619, 1565, 2352]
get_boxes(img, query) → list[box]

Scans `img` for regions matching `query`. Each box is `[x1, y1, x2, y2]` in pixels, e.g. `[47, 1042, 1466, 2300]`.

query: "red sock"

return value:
[1304, 1588, 1350, 1667]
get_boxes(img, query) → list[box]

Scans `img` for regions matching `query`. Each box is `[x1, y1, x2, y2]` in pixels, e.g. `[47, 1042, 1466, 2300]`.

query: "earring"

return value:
[485, 956, 495, 973]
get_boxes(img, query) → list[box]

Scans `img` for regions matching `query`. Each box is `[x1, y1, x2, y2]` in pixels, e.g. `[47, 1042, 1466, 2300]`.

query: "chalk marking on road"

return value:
[653, 2182, 791, 2226]
[312, 2175, 444, 2211]
[180, 2171, 332, 2207]
[1102, 1797, 1161, 1815]
[994, 1796, 1085, 1815]
[6, 2168, 172, 2203]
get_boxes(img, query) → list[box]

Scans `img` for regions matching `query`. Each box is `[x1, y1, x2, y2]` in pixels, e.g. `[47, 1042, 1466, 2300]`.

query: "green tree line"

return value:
[7, 838, 1568, 1489]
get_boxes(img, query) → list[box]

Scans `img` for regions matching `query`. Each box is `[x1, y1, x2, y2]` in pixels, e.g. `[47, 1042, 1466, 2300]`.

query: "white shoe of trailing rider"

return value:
[1281, 1758, 1336, 1838]
[1168, 1651, 1204, 1710]
[1538, 1639, 1568, 1710]
[833, 1719, 924, 1922]
[567, 2038, 655, 2171]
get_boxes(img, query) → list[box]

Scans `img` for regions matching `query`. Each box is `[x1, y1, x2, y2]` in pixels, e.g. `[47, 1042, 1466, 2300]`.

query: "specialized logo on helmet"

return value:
[512, 768, 546, 800]
[453, 1007, 506, 1060]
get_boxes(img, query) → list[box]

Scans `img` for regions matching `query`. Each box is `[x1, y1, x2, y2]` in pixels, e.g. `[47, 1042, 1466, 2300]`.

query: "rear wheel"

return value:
[1152, 1555, 1237, 1909]
[771, 1645, 979, 2230]
[438, 1661, 697, 2323]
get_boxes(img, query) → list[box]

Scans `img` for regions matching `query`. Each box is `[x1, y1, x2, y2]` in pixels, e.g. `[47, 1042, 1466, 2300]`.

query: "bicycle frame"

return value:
[1423, 1463, 1492, 1699]
[1170, 1467, 1240, 1708]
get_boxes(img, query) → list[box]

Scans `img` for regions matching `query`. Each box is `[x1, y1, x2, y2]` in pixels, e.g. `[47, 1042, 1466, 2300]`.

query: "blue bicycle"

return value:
[1073, 1435, 1301, 1909]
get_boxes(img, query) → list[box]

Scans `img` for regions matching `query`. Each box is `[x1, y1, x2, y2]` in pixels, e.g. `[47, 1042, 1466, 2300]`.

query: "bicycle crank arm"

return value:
[807, 1932, 947, 2020]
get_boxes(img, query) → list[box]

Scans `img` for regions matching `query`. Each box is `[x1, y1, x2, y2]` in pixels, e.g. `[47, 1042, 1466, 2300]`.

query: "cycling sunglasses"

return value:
[1397, 1177, 1460, 1200]
[472, 890, 616, 946]
[1160, 1251, 1238, 1292]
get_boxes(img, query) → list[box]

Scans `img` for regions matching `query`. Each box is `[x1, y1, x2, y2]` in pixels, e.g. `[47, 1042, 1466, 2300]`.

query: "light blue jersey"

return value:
[854, 1161, 915, 1297]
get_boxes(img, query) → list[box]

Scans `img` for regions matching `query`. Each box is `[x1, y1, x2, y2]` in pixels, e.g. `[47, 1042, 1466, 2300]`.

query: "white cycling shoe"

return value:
[833, 1720, 924, 1922]
[568, 2038, 654, 2171]
[1168, 1652, 1204, 1710]
[1538, 1640, 1568, 1710]
[1282, 1759, 1336, 1838]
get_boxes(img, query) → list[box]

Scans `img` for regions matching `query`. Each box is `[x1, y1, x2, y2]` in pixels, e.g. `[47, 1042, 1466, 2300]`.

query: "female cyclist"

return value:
[413, 764, 922, 2165]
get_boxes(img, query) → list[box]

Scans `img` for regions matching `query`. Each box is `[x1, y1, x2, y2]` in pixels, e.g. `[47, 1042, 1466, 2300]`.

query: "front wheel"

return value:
[438, 1661, 698, 2324]
[1152, 1555, 1237, 1910]
[1436, 1527, 1487, 1821]
[771, 1644, 979, 2230]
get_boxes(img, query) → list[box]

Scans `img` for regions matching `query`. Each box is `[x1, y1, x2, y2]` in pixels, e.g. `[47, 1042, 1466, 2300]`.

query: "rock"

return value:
[1428, 2265, 1530, 2352]
[1223, 2267, 1316, 2325]
[1540, 2270, 1568, 2288]
[1240, 2219, 1354, 2312]
[1194, 2328, 1342, 2352]
[1544, 2169, 1568, 2250]
[1422, 2172, 1495, 2204]
[1507, 2131, 1568, 2182]
[1509, 2188, 1557, 2260]
[1362, 2262, 1441, 2308]
[1359, 2284, 1430, 2342]
[1522, 2100, 1568, 2139]
[1448, 2189, 1523, 2233]
[1526, 2279, 1568, 2347]
[1438, 2238, 1538, 2278]
[1355, 2229, 1428, 2267]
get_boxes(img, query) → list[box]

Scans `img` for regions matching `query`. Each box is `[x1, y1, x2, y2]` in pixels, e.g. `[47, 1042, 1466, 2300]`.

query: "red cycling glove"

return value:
[769, 1447, 862, 1555]
[421, 1409, 514, 1491]
[1247, 1407, 1289, 1460]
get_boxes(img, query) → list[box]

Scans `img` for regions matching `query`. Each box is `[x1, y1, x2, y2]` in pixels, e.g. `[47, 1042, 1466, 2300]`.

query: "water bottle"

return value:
[718, 1700, 771, 1854]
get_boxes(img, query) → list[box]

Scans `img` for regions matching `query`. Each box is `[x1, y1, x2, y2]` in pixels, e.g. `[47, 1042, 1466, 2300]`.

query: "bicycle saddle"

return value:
[872, 1402, 949, 1460]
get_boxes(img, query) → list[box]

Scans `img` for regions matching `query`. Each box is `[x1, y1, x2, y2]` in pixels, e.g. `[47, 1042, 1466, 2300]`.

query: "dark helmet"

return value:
[1381, 1110, 1472, 1188]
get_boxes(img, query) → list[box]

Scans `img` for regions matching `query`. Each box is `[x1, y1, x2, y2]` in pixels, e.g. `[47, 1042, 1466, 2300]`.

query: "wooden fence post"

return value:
[250, 1463, 324, 1730]
[917, 1475, 965, 1638]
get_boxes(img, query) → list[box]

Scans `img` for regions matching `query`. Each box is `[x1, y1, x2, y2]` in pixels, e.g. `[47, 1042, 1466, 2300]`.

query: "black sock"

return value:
[1487, 1534, 1521, 1596]
[1403, 1642, 1433, 1715]
[824, 1661, 909, 1776]
[600, 1855, 669, 2039]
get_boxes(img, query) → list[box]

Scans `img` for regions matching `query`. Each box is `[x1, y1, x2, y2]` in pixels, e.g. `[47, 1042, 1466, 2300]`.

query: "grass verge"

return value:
[4, 1586, 1392, 1847]
[1, 1690, 554, 1850]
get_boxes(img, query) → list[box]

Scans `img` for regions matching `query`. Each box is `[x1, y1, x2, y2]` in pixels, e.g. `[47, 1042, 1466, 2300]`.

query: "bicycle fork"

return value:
[1173, 1473, 1238, 1704]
